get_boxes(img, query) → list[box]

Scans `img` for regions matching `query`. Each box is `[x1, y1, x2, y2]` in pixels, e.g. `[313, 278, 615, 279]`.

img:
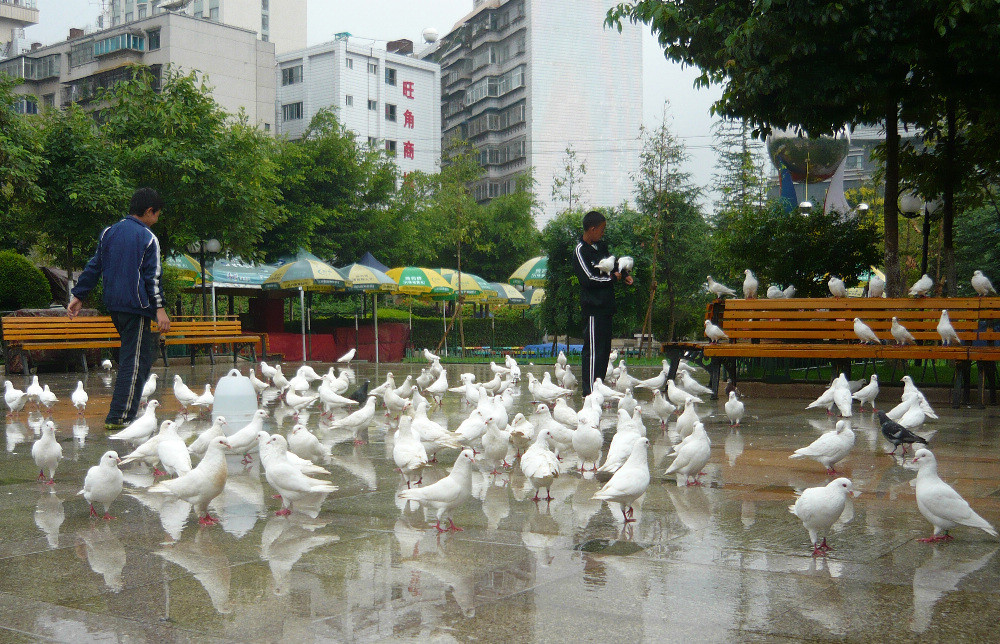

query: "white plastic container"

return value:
[212, 368, 258, 433]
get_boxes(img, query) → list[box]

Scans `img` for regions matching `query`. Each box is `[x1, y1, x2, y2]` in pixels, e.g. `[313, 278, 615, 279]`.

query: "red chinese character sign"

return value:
[403, 141, 414, 159]
[402, 81, 414, 99]
[403, 110, 414, 128]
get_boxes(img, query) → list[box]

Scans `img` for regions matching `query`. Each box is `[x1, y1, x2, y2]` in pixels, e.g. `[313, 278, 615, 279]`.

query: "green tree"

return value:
[98, 66, 282, 258]
[0, 75, 44, 253]
[551, 145, 587, 214]
[32, 105, 129, 302]
[457, 172, 541, 281]
[711, 118, 769, 217]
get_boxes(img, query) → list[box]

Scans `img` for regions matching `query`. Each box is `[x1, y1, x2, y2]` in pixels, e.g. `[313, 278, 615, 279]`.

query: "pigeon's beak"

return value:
[221, 441, 232, 449]
[851, 490, 861, 498]
[116, 458, 122, 464]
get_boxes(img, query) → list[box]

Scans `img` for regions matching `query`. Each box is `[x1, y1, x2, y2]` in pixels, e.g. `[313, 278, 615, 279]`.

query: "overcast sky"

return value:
[26, 0, 724, 200]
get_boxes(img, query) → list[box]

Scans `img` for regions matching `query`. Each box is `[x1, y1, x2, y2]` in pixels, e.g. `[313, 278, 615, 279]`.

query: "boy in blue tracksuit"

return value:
[68, 188, 171, 428]
[572, 210, 632, 396]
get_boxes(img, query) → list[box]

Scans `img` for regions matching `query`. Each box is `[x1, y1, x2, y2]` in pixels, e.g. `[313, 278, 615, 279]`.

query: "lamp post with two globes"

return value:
[187, 239, 221, 318]
[899, 193, 941, 278]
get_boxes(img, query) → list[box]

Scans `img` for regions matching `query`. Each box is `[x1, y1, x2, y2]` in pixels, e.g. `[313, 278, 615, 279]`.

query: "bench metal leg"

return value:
[665, 346, 681, 381]
[208, 346, 215, 366]
[952, 361, 972, 408]
[79, 350, 88, 373]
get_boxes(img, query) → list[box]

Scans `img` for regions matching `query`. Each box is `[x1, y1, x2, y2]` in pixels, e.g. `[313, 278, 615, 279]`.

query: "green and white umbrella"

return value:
[522, 287, 546, 308]
[339, 263, 397, 364]
[489, 282, 529, 309]
[436, 268, 497, 302]
[386, 266, 454, 297]
[165, 253, 203, 284]
[508, 256, 547, 287]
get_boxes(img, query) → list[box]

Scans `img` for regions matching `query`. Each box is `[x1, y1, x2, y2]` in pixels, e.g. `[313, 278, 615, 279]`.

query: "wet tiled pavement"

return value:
[1, 361, 998, 642]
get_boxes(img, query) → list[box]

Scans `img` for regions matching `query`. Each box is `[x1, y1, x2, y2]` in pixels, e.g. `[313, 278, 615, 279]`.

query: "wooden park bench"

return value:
[1, 315, 264, 372]
[662, 297, 1000, 406]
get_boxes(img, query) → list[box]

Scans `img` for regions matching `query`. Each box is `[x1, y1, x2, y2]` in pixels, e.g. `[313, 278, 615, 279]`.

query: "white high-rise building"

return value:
[426, 0, 643, 226]
[0, 0, 38, 59]
[103, 0, 305, 54]
[276, 38, 442, 178]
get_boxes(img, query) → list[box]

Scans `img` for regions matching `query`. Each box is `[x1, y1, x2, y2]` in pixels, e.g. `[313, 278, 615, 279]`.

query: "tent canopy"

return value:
[358, 251, 390, 274]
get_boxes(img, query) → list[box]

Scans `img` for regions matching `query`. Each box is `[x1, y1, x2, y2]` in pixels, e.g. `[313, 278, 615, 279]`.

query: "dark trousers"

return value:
[581, 313, 613, 397]
[108, 311, 156, 424]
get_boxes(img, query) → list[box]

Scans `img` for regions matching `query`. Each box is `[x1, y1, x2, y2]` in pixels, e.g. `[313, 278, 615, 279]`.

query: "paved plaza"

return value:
[1, 361, 998, 642]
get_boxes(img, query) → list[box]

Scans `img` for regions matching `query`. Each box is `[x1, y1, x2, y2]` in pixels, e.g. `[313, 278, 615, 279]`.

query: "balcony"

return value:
[0, 0, 39, 28]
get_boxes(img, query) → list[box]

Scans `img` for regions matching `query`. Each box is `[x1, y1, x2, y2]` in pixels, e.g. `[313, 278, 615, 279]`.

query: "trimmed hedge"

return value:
[0, 251, 52, 310]
[292, 313, 542, 349]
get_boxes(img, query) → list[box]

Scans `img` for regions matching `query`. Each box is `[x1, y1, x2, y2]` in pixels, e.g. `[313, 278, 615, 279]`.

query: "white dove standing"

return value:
[287, 424, 330, 464]
[25, 375, 43, 407]
[853, 318, 881, 344]
[706, 275, 737, 298]
[909, 273, 933, 296]
[140, 373, 158, 404]
[891, 317, 916, 345]
[424, 369, 449, 405]
[260, 434, 337, 516]
[398, 449, 476, 532]
[156, 420, 193, 477]
[225, 409, 270, 462]
[71, 381, 89, 416]
[828, 276, 848, 298]
[109, 400, 159, 443]
[832, 376, 853, 418]
[337, 348, 356, 363]
[937, 310, 961, 346]
[173, 375, 199, 412]
[329, 395, 377, 445]
[649, 390, 677, 428]
[101, 359, 114, 371]
[249, 369, 269, 393]
[704, 319, 728, 343]
[148, 436, 230, 526]
[789, 420, 855, 475]
[188, 416, 227, 457]
[868, 275, 885, 298]
[667, 379, 702, 408]
[481, 418, 512, 474]
[191, 384, 214, 414]
[79, 451, 124, 519]
[789, 477, 858, 556]
[852, 375, 879, 411]
[39, 385, 58, 412]
[596, 255, 616, 275]
[665, 421, 712, 486]
[593, 437, 650, 523]
[743, 269, 758, 299]
[766, 285, 784, 299]
[572, 421, 603, 472]
[4, 380, 28, 417]
[675, 398, 700, 439]
[520, 430, 561, 502]
[678, 370, 714, 398]
[259, 360, 278, 382]
[32, 421, 62, 484]
[394, 416, 430, 486]
[911, 448, 998, 542]
[725, 391, 745, 426]
[971, 270, 997, 296]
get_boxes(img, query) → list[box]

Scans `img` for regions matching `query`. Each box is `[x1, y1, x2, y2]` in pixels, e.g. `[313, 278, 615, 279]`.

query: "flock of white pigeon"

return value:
[702, 270, 996, 345]
[4, 339, 997, 556]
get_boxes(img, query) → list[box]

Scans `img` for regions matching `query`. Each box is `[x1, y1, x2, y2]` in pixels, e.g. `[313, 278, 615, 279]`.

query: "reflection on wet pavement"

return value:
[1, 361, 999, 641]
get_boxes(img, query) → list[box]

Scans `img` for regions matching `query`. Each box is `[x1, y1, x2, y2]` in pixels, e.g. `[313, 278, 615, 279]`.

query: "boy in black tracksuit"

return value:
[572, 210, 632, 396]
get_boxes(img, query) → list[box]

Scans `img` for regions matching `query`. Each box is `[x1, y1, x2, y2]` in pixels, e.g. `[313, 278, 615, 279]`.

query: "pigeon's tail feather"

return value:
[961, 512, 998, 537]
[789, 453, 805, 460]
[788, 505, 797, 515]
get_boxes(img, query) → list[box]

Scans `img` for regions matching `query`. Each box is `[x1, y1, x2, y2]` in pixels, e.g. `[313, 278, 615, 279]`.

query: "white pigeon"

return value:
[156, 420, 193, 477]
[853, 318, 881, 344]
[140, 373, 158, 404]
[573, 421, 603, 472]
[593, 437, 650, 522]
[32, 421, 62, 484]
[71, 381, 89, 415]
[556, 350, 568, 368]
[971, 270, 997, 296]
[259, 360, 278, 382]
[596, 255, 617, 275]
[79, 451, 124, 519]
[226, 409, 270, 461]
[172, 375, 199, 412]
[909, 273, 934, 297]
[520, 430, 561, 502]
[678, 370, 714, 398]
[911, 448, 998, 542]
[766, 285, 784, 299]
[260, 434, 337, 516]
[868, 276, 885, 298]
[337, 348, 356, 363]
[508, 413, 536, 455]
[148, 436, 230, 526]
[617, 389, 638, 416]
[424, 370, 450, 405]
[725, 391, 745, 426]
[393, 416, 430, 486]
[398, 448, 476, 532]
[675, 398, 700, 439]
[271, 365, 290, 391]
[665, 421, 712, 486]
[898, 401, 927, 429]
[422, 348, 439, 362]
[891, 317, 916, 345]
[191, 384, 214, 413]
[109, 400, 159, 443]
[649, 390, 677, 428]
[832, 376, 853, 418]
[188, 416, 227, 457]
[782, 284, 797, 298]
[790, 420, 855, 474]
[526, 372, 572, 404]
[743, 269, 758, 299]
[329, 395, 377, 445]
[560, 365, 578, 390]
[667, 379, 702, 408]
[481, 418, 512, 473]
[549, 398, 576, 428]
[288, 424, 330, 464]
[411, 401, 462, 457]
[4, 380, 28, 417]
[598, 418, 642, 474]
[617, 256, 634, 274]
[452, 408, 490, 448]
[706, 275, 737, 298]
[25, 375, 43, 406]
[635, 368, 667, 391]
[828, 276, 848, 298]
[592, 377, 624, 402]
[284, 388, 319, 417]
[937, 310, 961, 346]
[101, 359, 114, 371]
[39, 385, 58, 411]
[851, 375, 879, 411]
[249, 369, 269, 393]
[317, 381, 358, 415]
[704, 319, 728, 343]
[789, 477, 858, 556]
[286, 369, 311, 394]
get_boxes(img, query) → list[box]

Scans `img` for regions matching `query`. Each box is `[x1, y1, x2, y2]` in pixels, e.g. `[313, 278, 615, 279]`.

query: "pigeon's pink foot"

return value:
[826, 411, 834, 416]
[272, 494, 282, 499]
[447, 519, 464, 532]
[89, 504, 99, 518]
[502, 460, 511, 468]
[275, 508, 292, 516]
[531, 494, 541, 502]
[103, 513, 115, 521]
[811, 546, 827, 557]
[198, 515, 219, 526]
[434, 521, 448, 533]
[353, 439, 366, 446]
[415, 476, 423, 485]
[826, 468, 839, 475]
[44, 479, 55, 485]
[819, 538, 833, 552]
[153, 468, 167, 477]
[919, 534, 953, 543]
[37, 470, 45, 481]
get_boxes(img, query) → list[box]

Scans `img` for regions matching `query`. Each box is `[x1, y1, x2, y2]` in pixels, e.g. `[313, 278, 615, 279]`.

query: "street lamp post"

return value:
[899, 194, 941, 277]
[187, 239, 221, 318]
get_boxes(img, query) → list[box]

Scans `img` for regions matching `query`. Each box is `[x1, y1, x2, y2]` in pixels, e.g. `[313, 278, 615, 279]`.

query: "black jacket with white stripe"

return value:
[572, 236, 617, 316]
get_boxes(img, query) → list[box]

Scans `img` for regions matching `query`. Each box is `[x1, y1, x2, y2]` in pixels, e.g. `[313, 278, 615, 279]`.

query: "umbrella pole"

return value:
[211, 285, 217, 321]
[299, 287, 306, 362]
[442, 303, 447, 357]
[374, 292, 379, 364]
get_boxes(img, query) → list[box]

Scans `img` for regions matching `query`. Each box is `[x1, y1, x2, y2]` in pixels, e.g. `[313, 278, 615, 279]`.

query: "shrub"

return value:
[0, 251, 52, 311]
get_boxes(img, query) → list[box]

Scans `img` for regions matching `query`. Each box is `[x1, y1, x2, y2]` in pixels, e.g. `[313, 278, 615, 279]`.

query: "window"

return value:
[281, 65, 303, 86]
[262, 0, 269, 9]
[345, 94, 353, 106]
[385, 140, 397, 156]
[367, 136, 378, 147]
[210, 7, 219, 20]
[42, 93, 54, 108]
[385, 103, 396, 122]
[368, 99, 377, 111]
[845, 155, 864, 171]
[138, 5, 147, 18]
[264, 123, 270, 131]
[385, 67, 396, 86]
[345, 57, 353, 69]
[368, 61, 378, 74]
[146, 29, 160, 50]
[262, 15, 269, 31]
[281, 102, 303, 121]
[125, 12, 133, 22]
[14, 97, 38, 115]
[93, 33, 145, 57]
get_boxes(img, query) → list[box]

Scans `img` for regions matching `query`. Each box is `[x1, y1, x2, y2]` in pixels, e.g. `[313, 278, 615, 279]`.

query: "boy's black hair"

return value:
[129, 187, 164, 217]
[582, 210, 606, 231]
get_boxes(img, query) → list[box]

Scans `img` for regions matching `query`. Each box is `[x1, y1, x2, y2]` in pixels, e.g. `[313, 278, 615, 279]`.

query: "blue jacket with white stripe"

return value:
[572, 236, 617, 316]
[72, 216, 166, 320]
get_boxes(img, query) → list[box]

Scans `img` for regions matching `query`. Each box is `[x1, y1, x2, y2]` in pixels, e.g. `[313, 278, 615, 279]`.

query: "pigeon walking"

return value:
[79, 451, 124, 520]
[852, 375, 879, 411]
[877, 411, 928, 455]
[706, 275, 737, 298]
[790, 420, 855, 475]
[71, 381, 89, 416]
[398, 449, 476, 532]
[912, 449, 997, 542]
[32, 421, 62, 484]
[593, 437, 650, 523]
[789, 478, 858, 556]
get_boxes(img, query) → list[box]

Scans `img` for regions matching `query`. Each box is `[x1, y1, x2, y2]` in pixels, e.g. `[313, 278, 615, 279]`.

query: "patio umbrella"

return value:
[165, 253, 202, 284]
[522, 287, 546, 308]
[387, 267, 454, 347]
[508, 256, 548, 287]
[436, 268, 496, 302]
[193, 257, 275, 319]
[340, 263, 398, 364]
[263, 252, 352, 360]
[489, 282, 529, 309]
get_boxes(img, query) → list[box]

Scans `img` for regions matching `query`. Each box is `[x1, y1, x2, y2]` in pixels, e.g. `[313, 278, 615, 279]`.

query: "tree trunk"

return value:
[883, 100, 903, 297]
[942, 97, 956, 296]
[640, 221, 660, 356]
[65, 238, 73, 306]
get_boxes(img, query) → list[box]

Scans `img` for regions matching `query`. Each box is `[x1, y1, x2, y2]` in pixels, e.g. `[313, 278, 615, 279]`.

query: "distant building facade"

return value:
[276, 37, 442, 177]
[424, 0, 643, 226]
[0, 0, 39, 59]
[0, 11, 275, 128]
